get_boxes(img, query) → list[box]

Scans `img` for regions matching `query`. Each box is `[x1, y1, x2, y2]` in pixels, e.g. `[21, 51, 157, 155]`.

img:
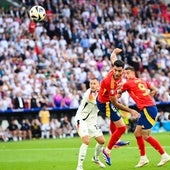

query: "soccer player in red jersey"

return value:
[97, 50, 139, 166]
[119, 66, 170, 167]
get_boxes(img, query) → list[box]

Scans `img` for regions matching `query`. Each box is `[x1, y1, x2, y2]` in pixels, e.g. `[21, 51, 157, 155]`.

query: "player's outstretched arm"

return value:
[110, 95, 140, 118]
[110, 48, 122, 65]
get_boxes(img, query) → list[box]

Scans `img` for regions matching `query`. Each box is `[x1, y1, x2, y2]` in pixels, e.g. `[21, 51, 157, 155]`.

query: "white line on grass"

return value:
[0, 146, 170, 151]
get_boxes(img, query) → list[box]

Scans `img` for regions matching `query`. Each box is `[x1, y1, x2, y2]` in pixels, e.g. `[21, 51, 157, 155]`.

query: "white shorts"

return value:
[76, 120, 103, 138]
[41, 124, 50, 131]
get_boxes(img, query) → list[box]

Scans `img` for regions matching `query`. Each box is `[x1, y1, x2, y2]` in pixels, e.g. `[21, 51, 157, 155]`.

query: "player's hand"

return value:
[115, 93, 121, 99]
[130, 109, 140, 119]
[110, 48, 122, 64]
[113, 48, 122, 54]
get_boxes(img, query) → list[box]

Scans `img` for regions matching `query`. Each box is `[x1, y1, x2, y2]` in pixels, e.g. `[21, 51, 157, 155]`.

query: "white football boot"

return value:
[157, 153, 170, 167]
[135, 155, 149, 168]
[92, 156, 106, 168]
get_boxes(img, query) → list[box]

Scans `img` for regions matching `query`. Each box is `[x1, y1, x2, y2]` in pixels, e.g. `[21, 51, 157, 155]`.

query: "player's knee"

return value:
[143, 132, 151, 140]
[134, 131, 140, 137]
[82, 136, 90, 145]
[134, 128, 141, 137]
[98, 138, 105, 145]
[143, 135, 149, 141]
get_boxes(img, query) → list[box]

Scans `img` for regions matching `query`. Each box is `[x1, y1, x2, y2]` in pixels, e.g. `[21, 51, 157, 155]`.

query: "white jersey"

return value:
[75, 88, 99, 125]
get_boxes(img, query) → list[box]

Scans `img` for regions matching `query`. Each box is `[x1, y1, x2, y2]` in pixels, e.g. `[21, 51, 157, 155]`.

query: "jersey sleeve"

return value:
[121, 82, 129, 92]
[76, 89, 89, 114]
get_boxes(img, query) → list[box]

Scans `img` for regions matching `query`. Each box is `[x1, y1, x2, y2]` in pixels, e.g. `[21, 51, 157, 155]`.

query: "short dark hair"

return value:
[113, 60, 125, 68]
[125, 66, 135, 72]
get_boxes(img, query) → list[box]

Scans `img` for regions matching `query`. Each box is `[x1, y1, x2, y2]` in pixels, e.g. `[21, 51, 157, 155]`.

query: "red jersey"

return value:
[121, 78, 155, 110]
[98, 70, 122, 103]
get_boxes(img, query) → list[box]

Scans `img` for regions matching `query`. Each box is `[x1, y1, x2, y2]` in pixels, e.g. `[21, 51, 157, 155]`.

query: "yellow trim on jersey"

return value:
[143, 108, 155, 125]
[106, 102, 110, 117]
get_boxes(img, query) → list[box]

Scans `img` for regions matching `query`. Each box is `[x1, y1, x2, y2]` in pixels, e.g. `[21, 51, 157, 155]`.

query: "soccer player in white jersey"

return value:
[75, 78, 106, 170]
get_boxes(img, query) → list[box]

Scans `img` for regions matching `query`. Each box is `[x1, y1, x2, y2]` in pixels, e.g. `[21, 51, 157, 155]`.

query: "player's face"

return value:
[90, 79, 99, 92]
[124, 70, 134, 79]
[113, 66, 124, 80]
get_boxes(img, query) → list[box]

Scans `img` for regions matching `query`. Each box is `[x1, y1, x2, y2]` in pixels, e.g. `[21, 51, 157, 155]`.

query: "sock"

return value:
[136, 136, 145, 156]
[145, 136, 165, 155]
[94, 143, 103, 160]
[46, 130, 50, 139]
[77, 143, 88, 167]
[41, 131, 45, 138]
[110, 121, 117, 134]
[107, 126, 126, 150]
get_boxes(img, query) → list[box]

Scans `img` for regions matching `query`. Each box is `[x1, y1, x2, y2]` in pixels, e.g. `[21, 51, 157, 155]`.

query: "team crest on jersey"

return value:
[110, 89, 114, 95]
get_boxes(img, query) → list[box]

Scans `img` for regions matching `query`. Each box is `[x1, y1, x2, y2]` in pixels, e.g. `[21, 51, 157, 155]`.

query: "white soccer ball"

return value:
[29, 5, 46, 22]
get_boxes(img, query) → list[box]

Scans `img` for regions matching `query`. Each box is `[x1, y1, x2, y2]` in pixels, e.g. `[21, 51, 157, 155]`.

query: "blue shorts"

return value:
[138, 106, 158, 129]
[96, 98, 121, 121]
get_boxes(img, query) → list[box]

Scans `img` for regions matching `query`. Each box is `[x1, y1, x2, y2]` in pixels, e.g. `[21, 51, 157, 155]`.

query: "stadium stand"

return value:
[0, 0, 170, 141]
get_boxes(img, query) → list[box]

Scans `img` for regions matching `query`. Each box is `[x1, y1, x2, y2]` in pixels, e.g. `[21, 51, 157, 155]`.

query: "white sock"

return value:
[41, 131, 45, 138]
[94, 143, 103, 160]
[77, 143, 88, 167]
[141, 155, 147, 159]
[46, 131, 50, 139]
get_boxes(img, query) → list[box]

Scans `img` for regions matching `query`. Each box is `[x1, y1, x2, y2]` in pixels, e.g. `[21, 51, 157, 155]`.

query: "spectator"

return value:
[50, 118, 61, 139]
[157, 111, 169, 132]
[39, 104, 51, 139]
[61, 92, 71, 108]
[31, 118, 41, 139]
[0, 0, 169, 114]
[0, 92, 13, 111]
[60, 115, 74, 138]
[20, 118, 32, 140]
[7, 119, 21, 141]
[30, 92, 40, 108]
[53, 92, 63, 108]
[13, 92, 25, 109]
[0, 125, 8, 142]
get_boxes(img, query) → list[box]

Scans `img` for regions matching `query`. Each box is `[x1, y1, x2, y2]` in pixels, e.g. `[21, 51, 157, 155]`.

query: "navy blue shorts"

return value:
[96, 98, 121, 121]
[138, 105, 158, 129]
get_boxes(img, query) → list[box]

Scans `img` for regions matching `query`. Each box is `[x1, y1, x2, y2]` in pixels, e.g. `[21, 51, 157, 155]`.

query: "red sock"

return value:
[145, 136, 165, 155]
[107, 126, 126, 150]
[110, 121, 117, 134]
[136, 136, 145, 156]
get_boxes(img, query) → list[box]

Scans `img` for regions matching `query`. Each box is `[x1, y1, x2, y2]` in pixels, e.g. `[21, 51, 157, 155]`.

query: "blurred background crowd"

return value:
[0, 0, 170, 141]
[0, 0, 170, 111]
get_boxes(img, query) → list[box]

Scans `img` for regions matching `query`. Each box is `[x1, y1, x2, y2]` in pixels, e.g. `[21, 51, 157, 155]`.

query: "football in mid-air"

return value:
[29, 5, 46, 22]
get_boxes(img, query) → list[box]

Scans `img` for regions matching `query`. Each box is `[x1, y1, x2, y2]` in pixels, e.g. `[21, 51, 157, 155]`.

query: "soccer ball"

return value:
[29, 5, 46, 22]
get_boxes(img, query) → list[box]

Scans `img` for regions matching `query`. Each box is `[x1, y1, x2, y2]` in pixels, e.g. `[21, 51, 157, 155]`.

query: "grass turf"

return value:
[0, 132, 170, 170]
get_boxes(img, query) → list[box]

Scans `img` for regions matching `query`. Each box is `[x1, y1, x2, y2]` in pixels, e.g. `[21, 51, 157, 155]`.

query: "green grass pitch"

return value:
[0, 132, 170, 170]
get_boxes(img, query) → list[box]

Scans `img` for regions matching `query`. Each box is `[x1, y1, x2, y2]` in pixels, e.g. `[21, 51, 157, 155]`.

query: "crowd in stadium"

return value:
[0, 0, 170, 141]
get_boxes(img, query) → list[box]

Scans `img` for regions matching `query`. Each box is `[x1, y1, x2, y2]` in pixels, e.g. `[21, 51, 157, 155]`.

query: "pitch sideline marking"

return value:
[1, 146, 170, 152]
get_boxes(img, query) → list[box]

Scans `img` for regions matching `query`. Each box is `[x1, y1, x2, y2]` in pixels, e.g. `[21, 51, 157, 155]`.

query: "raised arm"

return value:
[110, 48, 122, 65]
[110, 95, 140, 118]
